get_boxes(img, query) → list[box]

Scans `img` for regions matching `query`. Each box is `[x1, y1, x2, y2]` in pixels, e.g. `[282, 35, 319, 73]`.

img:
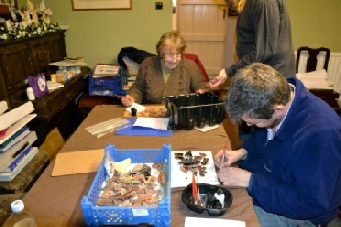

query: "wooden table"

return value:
[22, 105, 260, 227]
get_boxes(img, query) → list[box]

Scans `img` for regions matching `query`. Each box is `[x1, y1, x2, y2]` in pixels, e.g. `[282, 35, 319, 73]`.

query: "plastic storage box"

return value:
[165, 93, 225, 130]
[88, 70, 127, 97]
[81, 143, 171, 227]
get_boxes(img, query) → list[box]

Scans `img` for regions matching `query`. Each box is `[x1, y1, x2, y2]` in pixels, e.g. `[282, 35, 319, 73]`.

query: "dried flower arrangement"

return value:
[0, 0, 61, 40]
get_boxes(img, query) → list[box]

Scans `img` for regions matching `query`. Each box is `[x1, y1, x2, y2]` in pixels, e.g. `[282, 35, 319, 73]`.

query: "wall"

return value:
[18, 0, 341, 69]
[286, 0, 341, 52]
[20, 0, 173, 68]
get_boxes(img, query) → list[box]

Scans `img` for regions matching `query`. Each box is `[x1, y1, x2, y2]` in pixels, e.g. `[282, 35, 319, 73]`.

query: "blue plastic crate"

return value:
[81, 143, 171, 227]
[89, 75, 121, 87]
[88, 75, 127, 97]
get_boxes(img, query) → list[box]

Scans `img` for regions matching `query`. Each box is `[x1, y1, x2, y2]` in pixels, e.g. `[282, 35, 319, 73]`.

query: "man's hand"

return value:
[217, 166, 251, 188]
[121, 95, 135, 107]
[196, 89, 206, 94]
[214, 148, 247, 168]
[207, 68, 228, 88]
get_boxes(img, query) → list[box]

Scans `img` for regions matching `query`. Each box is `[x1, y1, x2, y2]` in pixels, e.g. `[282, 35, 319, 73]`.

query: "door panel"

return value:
[177, 0, 228, 76]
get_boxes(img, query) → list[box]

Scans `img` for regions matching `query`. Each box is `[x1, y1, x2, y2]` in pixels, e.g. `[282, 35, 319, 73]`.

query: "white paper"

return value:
[49, 60, 88, 67]
[296, 69, 333, 90]
[133, 118, 169, 130]
[47, 81, 64, 92]
[171, 151, 219, 188]
[185, 217, 246, 227]
[194, 124, 220, 132]
[0, 101, 34, 131]
[125, 103, 146, 113]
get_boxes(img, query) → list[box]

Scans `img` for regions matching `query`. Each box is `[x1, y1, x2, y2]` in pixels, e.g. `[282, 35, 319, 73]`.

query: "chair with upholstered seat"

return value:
[296, 46, 341, 111]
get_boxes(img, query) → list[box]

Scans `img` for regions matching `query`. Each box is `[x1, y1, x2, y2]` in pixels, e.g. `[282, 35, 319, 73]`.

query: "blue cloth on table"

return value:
[115, 118, 173, 136]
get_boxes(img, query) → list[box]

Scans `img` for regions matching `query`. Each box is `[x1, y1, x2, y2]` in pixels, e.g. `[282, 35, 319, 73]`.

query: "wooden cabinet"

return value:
[0, 32, 66, 109]
[0, 32, 89, 146]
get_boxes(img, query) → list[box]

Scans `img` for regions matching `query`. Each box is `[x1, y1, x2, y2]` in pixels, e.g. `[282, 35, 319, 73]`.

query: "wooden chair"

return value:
[296, 46, 341, 110]
[296, 46, 330, 73]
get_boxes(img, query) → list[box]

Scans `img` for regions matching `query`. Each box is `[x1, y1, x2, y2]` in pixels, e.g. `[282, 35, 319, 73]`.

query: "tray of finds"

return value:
[81, 143, 171, 227]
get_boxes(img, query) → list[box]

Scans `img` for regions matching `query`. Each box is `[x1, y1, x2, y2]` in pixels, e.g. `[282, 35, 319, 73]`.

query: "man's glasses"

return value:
[165, 53, 181, 59]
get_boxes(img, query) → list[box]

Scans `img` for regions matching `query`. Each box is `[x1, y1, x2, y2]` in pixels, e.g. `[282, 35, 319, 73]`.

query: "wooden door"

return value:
[176, 0, 228, 77]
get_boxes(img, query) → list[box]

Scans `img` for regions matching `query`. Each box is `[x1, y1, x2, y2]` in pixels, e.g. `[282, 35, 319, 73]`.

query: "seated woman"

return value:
[121, 30, 206, 107]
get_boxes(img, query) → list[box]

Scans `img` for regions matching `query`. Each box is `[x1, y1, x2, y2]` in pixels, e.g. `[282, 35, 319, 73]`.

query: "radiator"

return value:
[297, 52, 341, 97]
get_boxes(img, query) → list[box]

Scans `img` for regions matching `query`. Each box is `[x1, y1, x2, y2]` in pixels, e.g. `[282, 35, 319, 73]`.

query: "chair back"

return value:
[296, 46, 330, 73]
[183, 53, 209, 82]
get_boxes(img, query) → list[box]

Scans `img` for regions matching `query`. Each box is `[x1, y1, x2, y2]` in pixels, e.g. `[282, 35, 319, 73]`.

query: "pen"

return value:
[220, 139, 228, 169]
[192, 173, 199, 205]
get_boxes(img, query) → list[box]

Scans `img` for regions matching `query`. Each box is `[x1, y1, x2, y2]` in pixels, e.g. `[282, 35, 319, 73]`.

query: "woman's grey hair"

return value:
[156, 30, 186, 58]
[226, 63, 291, 123]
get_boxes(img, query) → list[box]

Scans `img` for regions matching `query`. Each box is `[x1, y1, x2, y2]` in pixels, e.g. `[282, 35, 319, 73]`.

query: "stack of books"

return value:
[0, 101, 38, 182]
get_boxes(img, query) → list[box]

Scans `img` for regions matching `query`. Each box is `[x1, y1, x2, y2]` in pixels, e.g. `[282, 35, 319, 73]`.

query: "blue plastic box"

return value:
[81, 143, 171, 227]
[88, 75, 127, 96]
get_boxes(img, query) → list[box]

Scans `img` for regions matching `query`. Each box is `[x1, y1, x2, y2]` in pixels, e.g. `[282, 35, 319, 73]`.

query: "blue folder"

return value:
[115, 118, 173, 137]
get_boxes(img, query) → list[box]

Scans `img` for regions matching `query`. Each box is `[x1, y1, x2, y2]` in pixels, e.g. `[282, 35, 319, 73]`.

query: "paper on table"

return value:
[52, 149, 104, 176]
[171, 151, 219, 188]
[194, 124, 220, 132]
[125, 103, 146, 113]
[185, 217, 245, 227]
[133, 117, 169, 130]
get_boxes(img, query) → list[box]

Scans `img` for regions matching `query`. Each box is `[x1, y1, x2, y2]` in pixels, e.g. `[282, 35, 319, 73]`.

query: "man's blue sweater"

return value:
[240, 78, 341, 225]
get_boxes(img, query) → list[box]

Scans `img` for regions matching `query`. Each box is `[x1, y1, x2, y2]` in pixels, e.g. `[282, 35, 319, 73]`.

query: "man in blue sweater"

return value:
[215, 63, 341, 227]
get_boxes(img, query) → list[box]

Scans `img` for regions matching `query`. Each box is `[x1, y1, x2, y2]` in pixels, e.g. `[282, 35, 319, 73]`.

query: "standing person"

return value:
[208, 0, 296, 88]
[121, 30, 206, 107]
[215, 63, 341, 227]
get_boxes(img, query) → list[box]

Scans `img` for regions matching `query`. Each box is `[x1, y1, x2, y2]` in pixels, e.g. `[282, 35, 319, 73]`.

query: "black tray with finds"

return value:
[164, 93, 225, 130]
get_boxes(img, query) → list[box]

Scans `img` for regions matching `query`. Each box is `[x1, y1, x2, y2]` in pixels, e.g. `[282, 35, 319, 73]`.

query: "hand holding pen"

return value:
[220, 139, 229, 169]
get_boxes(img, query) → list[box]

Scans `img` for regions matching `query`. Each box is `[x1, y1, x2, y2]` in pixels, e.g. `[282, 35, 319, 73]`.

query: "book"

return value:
[0, 147, 38, 182]
[0, 131, 37, 173]
[3, 145, 33, 173]
[0, 127, 30, 152]
[0, 114, 36, 146]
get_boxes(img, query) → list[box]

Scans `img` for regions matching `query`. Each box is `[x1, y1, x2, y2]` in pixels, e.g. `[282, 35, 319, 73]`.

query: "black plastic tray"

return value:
[164, 93, 225, 130]
[181, 183, 232, 216]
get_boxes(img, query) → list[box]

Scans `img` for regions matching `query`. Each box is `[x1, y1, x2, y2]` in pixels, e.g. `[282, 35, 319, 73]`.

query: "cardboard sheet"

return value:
[51, 149, 104, 176]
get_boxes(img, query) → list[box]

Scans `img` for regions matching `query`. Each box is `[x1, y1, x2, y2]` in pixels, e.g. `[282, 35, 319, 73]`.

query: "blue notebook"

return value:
[115, 118, 173, 137]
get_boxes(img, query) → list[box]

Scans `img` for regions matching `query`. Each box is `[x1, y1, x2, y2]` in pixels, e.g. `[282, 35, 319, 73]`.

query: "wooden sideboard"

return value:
[0, 31, 66, 109]
[0, 32, 89, 146]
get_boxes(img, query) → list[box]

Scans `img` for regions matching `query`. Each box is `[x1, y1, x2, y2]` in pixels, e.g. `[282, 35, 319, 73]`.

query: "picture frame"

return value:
[72, 0, 132, 11]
